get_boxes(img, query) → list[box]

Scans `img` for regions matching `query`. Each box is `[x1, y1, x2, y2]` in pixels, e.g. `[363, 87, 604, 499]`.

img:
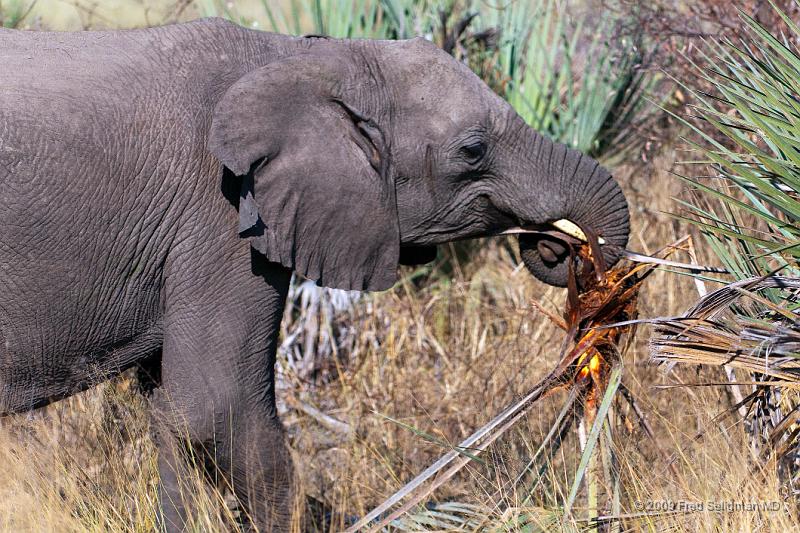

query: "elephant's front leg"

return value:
[154, 254, 293, 532]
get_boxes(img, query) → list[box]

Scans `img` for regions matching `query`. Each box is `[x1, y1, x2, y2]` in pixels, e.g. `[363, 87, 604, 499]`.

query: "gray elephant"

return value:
[0, 18, 629, 531]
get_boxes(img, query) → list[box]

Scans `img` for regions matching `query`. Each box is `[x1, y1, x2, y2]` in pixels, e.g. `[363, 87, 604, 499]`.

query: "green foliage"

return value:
[680, 2, 800, 280]
[198, 0, 434, 39]
[474, 0, 656, 163]
[293, 0, 437, 40]
[0, 0, 34, 28]
[673, 0, 800, 492]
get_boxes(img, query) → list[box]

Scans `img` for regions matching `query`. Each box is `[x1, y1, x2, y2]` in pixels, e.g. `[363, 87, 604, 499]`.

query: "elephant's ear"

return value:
[208, 54, 399, 291]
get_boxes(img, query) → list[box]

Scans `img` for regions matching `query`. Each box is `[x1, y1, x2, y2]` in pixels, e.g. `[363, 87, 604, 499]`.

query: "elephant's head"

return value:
[208, 37, 629, 290]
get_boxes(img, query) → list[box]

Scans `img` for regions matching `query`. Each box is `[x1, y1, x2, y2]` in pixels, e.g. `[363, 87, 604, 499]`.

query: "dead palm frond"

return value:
[650, 274, 800, 494]
[651, 275, 800, 374]
[278, 277, 361, 384]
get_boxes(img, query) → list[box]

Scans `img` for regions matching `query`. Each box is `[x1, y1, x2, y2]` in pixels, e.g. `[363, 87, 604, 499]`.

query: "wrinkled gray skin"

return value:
[0, 19, 628, 531]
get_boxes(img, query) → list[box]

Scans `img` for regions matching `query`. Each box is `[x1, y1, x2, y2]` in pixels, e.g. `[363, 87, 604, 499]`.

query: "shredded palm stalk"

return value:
[345, 239, 685, 532]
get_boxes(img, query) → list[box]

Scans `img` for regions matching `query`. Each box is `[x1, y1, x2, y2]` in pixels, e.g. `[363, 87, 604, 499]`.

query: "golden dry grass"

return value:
[1, 147, 795, 531]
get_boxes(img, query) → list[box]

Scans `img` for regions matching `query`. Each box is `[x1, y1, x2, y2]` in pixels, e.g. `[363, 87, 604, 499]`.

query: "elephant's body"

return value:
[1, 20, 299, 529]
[0, 20, 278, 409]
[0, 18, 630, 532]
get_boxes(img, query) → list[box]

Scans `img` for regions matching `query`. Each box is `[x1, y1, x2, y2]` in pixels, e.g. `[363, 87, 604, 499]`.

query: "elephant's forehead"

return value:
[384, 41, 490, 100]
[398, 63, 491, 131]
[409, 55, 484, 95]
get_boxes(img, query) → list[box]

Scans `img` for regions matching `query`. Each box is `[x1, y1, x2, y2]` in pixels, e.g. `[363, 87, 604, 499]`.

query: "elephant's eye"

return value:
[460, 140, 487, 164]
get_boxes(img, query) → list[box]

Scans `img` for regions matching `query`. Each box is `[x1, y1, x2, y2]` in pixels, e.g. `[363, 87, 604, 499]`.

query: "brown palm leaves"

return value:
[650, 275, 800, 494]
[651, 276, 800, 384]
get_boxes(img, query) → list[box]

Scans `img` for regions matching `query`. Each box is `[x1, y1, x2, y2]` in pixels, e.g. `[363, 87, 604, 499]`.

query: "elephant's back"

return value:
[0, 19, 239, 99]
[0, 20, 245, 181]
[1, 26, 159, 87]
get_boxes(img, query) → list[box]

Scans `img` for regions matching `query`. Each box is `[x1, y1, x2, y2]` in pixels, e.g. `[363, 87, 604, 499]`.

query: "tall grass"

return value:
[0, 224, 792, 532]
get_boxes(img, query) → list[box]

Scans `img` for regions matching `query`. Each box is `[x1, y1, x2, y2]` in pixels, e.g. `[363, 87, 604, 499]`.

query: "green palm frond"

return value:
[679, 4, 800, 280]
[664, 0, 800, 494]
[477, 0, 657, 163]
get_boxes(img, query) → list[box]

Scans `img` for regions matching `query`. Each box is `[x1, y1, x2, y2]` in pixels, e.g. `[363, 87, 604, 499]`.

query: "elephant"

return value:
[0, 18, 629, 531]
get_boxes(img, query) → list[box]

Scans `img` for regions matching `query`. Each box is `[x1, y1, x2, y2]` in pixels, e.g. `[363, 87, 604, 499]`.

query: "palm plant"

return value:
[476, 0, 656, 164]
[652, 0, 800, 495]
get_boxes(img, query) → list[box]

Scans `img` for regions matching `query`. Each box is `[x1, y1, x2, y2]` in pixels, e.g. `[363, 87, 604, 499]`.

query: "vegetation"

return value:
[0, 0, 34, 27]
[2, 0, 800, 532]
[653, 1, 800, 496]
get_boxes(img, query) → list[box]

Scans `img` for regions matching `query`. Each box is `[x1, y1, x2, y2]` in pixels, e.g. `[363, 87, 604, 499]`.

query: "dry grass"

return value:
[1, 147, 793, 531]
[0, 379, 158, 532]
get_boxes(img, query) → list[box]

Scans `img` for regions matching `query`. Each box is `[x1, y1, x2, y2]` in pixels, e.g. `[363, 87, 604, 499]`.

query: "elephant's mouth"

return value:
[502, 219, 622, 288]
[399, 245, 438, 266]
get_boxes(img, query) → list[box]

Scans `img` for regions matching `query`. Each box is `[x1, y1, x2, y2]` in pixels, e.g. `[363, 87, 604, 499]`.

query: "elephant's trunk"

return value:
[505, 129, 630, 287]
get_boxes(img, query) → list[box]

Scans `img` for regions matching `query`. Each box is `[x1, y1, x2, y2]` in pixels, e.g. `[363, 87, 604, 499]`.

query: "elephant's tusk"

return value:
[499, 227, 537, 235]
[500, 219, 606, 245]
[551, 219, 606, 245]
